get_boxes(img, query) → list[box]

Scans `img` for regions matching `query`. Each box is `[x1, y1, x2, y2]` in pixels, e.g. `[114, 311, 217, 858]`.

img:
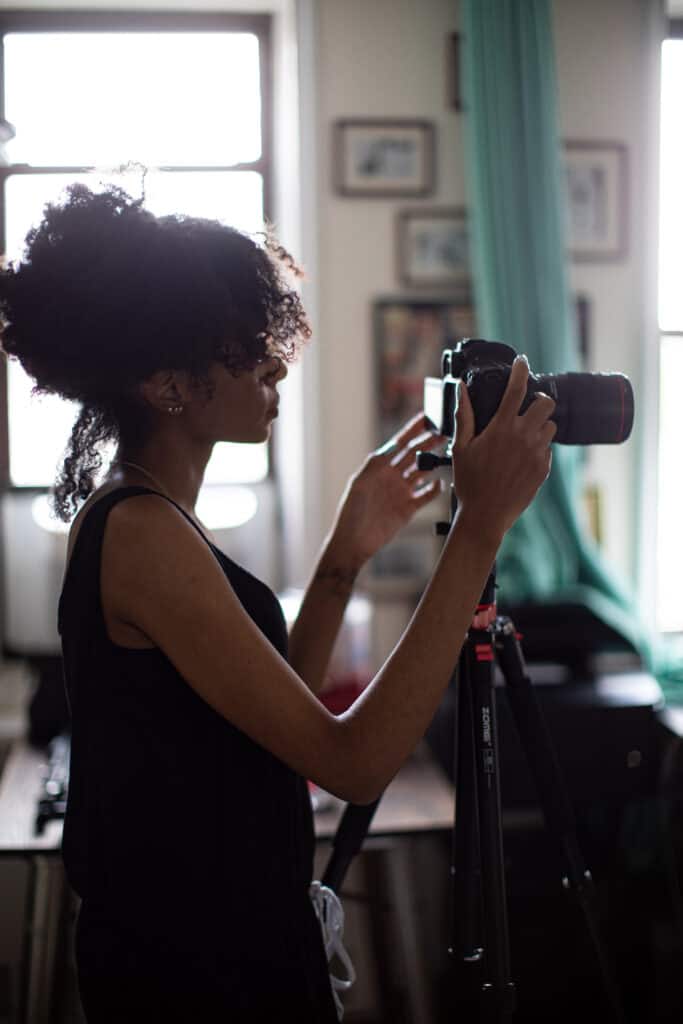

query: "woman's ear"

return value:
[139, 369, 193, 414]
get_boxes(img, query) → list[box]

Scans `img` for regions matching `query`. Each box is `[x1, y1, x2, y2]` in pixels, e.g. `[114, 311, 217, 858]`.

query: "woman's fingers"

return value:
[377, 410, 444, 460]
[412, 479, 442, 507]
[491, 355, 530, 423]
[520, 392, 556, 433]
[539, 418, 558, 445]
[453, 380, 475, 451]
[392, 431, 442, 472]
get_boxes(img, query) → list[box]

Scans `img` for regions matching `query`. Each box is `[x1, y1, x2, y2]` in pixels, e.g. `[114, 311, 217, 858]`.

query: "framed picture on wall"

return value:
[446, 32, 463, 111]
[563, 141, 628, 261]
[374, 297, 476, 444]
[333, 119, 435, 197]
[397, 207, 470, 291]
[574, 293, 591, 365]
[369, 297, 475, 591]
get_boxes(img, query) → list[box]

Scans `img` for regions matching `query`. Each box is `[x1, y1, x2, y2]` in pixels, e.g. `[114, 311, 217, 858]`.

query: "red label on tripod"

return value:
[475, 643, 494, 662]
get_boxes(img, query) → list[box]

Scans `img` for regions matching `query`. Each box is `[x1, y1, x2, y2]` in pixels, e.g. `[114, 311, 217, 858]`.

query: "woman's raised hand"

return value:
[452, 355, 556, 542]
[327, 413, 446, 569]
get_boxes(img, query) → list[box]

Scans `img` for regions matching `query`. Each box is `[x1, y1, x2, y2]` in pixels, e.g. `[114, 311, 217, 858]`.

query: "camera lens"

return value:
[534, 372, 634, 445]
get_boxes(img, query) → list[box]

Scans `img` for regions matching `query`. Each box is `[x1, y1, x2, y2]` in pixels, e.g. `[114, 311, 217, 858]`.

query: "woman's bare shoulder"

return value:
[66, 482, 197, 567]
[66, 481, 129, 566]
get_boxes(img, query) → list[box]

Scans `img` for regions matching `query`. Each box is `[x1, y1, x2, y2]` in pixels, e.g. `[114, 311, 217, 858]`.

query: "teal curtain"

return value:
[459, 0, 681, 696]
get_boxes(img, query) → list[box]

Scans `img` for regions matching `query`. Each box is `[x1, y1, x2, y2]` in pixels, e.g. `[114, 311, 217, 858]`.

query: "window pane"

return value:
[657, 335, 683, 631]
[5, 170, 268, 488]
[4, 32, 261, 167]
[658, 40, 683, 331]
[144, 170, 264, 232]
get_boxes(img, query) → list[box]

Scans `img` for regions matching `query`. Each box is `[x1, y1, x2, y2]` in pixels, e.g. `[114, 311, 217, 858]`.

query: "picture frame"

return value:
[369, 297, 475, 589]
[333, 119, 435, 197]
[374, 297, 476, 444]
[574, 293, 591, 365]
[446, 33, 463, 112]
[563, 141, 628, 261]
[397, 207, 470, 291]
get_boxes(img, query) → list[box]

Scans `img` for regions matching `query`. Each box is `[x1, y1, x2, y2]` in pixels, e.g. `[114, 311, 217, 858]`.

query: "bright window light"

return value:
[3, 30, 269, 491]
[4, 32, 261, 167]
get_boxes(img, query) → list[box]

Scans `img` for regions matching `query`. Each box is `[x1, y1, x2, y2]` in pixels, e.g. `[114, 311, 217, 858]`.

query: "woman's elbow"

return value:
[323, 721, 392, 805]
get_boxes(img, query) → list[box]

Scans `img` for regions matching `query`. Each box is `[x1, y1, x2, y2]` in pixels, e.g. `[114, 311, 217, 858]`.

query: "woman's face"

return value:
[190, 355, 288, 444]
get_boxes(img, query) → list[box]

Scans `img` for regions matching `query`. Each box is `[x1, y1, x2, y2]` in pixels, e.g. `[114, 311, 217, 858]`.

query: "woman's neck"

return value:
[114, 434, 212, 514]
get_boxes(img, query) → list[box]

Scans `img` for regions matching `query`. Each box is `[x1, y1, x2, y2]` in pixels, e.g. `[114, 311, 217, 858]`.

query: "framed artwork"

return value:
[333, 119, 435, 197]
[374, 297, 476, 444]
[563, 141, 628, 261]
[397, 207, 470, 291]
[446, 33, 463, 111]
[574, 293, 591, 365]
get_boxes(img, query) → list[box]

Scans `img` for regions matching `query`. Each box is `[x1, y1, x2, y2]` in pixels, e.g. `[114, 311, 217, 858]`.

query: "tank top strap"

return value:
[76, 485, 215, 557]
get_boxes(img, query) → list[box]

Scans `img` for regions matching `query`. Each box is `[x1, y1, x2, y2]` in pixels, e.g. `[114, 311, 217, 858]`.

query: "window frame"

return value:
[0, 9, 274, 492]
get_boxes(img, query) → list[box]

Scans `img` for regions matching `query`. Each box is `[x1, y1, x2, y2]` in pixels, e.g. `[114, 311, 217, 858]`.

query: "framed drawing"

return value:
[369, 297, 474, 589]
[374, 297, 476, 444]
[397, 207, 470, 291]
[563, 141, 628, 261]
[446, 33, 463, 111]
[333, 119, 435, 197]
[574, 293, 591, 365]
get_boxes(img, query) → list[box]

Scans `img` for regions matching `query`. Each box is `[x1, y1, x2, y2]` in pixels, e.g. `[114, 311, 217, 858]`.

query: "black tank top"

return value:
[57, 486, 334, 1012]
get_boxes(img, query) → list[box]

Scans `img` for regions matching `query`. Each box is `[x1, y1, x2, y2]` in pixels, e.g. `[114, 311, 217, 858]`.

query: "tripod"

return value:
[322, 488, 626, 1022]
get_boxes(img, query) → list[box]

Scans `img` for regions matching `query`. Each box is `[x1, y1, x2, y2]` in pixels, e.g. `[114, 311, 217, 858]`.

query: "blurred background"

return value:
[0, 1, 683, 1022]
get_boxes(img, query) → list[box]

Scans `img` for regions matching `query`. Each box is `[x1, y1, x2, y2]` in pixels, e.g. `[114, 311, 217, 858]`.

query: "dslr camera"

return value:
[423, 338, 634, 445]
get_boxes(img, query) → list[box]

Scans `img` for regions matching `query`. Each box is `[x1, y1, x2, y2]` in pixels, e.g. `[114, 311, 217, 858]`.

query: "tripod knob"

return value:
[416, 451, 451, 471]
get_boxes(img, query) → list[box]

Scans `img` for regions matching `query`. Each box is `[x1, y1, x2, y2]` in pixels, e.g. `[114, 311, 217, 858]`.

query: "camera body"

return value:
[424, 338, 634, 445]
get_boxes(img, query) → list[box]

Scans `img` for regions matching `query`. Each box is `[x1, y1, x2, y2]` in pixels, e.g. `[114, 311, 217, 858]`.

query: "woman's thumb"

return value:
[453, 380, 475, 450]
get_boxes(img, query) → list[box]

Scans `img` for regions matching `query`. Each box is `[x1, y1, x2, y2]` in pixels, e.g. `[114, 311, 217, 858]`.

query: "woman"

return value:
[0, 184, 555, 1022]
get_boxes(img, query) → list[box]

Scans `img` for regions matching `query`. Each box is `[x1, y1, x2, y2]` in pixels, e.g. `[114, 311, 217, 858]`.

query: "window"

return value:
[0, 12, 273, 495]
[657, 30, 683, 630]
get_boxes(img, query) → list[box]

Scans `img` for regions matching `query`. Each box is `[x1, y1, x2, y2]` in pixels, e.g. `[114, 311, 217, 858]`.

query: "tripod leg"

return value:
[494, 619, 626, 1024]
[451, 655, 484, 964]
[467, 628, 517, 1021]
[321, 798, 382, 892]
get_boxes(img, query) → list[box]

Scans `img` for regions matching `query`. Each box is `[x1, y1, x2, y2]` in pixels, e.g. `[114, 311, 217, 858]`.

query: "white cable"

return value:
[309, 880, 356, 1021]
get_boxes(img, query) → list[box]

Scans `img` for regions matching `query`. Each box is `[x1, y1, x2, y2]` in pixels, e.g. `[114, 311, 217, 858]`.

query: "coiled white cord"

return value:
[309, 880, 356, 1021]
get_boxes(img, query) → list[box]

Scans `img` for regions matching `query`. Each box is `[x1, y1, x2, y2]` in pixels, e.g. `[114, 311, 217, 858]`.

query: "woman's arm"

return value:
[102, 358, 555, 804]
[286, 538, 361, 696]
[288, 415, 444, 693]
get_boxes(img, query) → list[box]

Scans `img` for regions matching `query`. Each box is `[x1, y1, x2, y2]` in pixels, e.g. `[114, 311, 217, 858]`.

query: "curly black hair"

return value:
[0, 183, 311, 520]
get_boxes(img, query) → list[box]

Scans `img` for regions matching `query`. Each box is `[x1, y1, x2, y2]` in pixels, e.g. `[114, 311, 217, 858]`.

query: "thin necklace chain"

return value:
[116, 461, 210, 538]
[117, 460, 169, 496]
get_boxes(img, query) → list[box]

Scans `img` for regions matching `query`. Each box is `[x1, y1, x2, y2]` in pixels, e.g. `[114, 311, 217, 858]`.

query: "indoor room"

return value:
[0, 0, 682, 1021]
